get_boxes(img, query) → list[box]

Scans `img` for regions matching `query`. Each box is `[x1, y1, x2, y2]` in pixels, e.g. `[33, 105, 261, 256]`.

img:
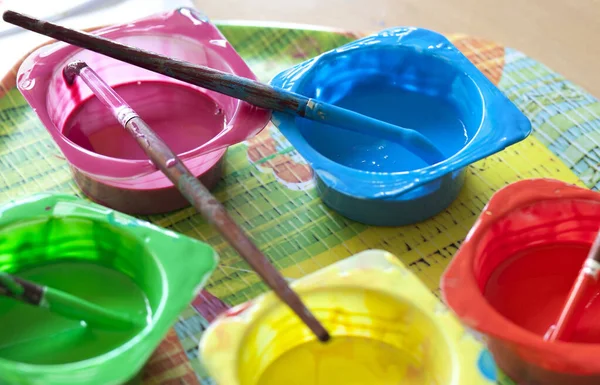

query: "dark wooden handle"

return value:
[125, 117, 329, 341]
[0, 273, 44, 306]
[2, 10, 309, 116]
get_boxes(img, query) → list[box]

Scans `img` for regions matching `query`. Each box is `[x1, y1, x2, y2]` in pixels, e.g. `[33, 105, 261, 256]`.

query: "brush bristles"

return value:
[62, 60, 88, 85]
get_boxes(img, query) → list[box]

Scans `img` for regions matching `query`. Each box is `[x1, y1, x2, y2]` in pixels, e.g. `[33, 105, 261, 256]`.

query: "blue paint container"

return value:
[269, 27, 531, 226]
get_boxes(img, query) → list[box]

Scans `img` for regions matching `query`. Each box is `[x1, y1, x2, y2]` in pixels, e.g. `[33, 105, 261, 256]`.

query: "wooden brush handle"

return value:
[125, 115, 330, 341]
[2, 10, 309, 116]
[69, 62, 330, 341]
[3, 10, 444, 168]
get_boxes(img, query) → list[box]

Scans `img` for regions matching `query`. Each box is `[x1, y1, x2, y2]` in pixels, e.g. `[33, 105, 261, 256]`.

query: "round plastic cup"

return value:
[443, 178, 600, 385]
[269, 27, 531, 226]
[0, 193, 218, 385]
[17, 8, 271, 214]
[200, 250, 497, 385]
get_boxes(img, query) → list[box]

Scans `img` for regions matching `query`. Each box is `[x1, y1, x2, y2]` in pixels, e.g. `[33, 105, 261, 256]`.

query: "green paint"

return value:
[44, 282, 146, 331]
[0, 194, 218, 385]
[0, 271, 143, 330]
[0, 262, 149, 364]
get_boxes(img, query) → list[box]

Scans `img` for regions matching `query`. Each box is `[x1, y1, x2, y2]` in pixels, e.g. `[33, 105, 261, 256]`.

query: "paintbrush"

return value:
[63, 60, 331, 342]
[545, 230, 600, 342]
[0, 271, 144, 330]
[2, 10, 444, 166]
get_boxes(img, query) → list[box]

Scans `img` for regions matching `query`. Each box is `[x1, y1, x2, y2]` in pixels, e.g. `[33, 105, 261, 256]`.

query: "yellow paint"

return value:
[199, 250, 497, 385]
[256, 337, 426, 385]
[238, 285, 451, 385]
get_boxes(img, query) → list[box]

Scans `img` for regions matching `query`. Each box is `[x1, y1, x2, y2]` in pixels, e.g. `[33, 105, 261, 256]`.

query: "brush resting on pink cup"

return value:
[16, 8, 271, 214]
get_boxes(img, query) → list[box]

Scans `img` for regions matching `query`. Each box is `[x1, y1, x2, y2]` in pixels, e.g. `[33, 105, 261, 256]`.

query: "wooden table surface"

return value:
[196, 0, 600, 98]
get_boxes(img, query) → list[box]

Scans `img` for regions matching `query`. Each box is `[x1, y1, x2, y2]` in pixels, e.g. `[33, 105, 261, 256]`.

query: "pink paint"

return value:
[63, 81, 226, 160]
[442, 179, 600, 385]
[16, 8, 271, 213]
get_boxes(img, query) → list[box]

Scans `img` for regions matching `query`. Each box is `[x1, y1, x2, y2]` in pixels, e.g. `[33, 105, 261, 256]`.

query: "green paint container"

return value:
[0, 194, 218, 385]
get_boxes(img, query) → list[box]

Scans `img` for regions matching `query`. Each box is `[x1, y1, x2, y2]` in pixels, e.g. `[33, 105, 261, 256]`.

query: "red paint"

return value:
[223, 302, 252, 318]
[549, 273, 597, 342]
[442, 179, 600, 385]
[483, 243, 600, 343]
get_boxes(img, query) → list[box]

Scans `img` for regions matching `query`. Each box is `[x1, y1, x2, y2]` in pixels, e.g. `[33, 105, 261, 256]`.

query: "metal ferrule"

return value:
[115, 106, 139, 126]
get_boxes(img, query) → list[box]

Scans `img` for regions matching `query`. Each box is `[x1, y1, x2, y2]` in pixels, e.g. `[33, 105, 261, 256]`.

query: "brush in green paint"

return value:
[0, 271, 145, 330]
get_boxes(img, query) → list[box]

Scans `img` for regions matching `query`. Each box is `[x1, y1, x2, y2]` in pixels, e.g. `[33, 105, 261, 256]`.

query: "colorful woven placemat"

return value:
[0, 20, 599, 384]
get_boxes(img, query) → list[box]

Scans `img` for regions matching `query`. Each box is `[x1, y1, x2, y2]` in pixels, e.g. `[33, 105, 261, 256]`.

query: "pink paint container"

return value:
[442, 179, 600, 385]
[17, 8, 271, 214]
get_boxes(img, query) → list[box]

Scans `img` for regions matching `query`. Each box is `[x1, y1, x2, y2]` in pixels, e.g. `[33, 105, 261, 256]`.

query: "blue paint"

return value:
[477, 349, 498, 381]
[270, 28, 531, 226]
[298, 82, 467, 172]
[303, 96, 446, 166]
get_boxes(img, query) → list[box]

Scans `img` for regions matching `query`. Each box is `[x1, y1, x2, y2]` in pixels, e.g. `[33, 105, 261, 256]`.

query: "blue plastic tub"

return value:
[269, 27, 531, 226]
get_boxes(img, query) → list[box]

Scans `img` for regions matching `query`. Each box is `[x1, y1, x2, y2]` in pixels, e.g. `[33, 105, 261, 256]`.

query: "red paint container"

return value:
[442, 178, 600, 385]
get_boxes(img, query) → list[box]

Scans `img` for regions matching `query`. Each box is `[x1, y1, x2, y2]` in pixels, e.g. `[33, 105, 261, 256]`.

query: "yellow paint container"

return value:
[199, 250, 496, 385]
